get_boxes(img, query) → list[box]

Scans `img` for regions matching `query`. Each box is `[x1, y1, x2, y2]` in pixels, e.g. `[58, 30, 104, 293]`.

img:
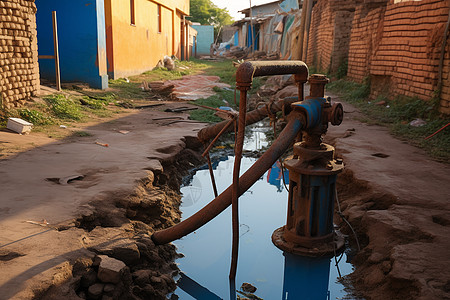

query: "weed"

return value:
[18, 108, 54, 125]
[44, 94, 83, 120]
[74, 131, 92, 137]
[80, 97, 106, 110]
[336, 59, 348, 79]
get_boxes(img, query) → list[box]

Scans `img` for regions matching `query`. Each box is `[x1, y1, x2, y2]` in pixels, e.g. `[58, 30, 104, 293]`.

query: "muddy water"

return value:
[173, 125, 354, 299]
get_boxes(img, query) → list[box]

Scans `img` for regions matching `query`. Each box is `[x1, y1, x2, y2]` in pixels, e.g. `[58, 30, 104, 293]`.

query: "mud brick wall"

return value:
[330, 10, 355, 74]
[369, 0, 450, 111]
[306, 0, 334, 72]
[306, 0, 358, 74]
[347, 6, 386, 83]
[0, 0, 39, 110]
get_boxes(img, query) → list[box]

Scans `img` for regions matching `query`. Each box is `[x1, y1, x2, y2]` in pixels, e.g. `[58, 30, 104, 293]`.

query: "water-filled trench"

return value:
[171, 124, 354, 299]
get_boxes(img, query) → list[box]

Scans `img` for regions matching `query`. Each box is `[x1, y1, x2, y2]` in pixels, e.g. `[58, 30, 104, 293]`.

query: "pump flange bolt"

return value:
[336, 158, 343, 164]
[330, 102, 344, 126]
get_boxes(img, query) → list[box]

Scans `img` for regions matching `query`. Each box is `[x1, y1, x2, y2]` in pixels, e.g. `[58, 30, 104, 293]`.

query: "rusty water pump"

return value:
[152, 62, 345, 260]
[272, 74, 345, 257]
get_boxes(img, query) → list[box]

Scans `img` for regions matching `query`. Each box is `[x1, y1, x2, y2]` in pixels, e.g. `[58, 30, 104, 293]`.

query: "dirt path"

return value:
[325, 100, 450, 300]
[0, 103, 206, 299]
[1, 82, 449, 300]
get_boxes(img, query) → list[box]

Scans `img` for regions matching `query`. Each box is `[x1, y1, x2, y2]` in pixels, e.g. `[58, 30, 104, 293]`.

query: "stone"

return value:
[80, 269, 97, 288]
[241, 282, 257, 293]
[88, 283, 104, 299]
[97, 255, 127, 284]
[132, 269, 152, 287]
[103, 283, 116, 293]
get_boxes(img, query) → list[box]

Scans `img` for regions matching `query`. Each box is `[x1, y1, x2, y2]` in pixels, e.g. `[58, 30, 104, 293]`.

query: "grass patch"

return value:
[327, 78, 450, 162]
[73, 131, 92, 137]
[189, 88, 236, 123]
[186, 59, 268, 122]
[44, 94, 84, 120]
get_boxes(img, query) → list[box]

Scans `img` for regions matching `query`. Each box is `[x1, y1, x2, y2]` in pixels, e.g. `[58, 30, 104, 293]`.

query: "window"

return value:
[157, 4, 161, 33]
[130, 0, 135, 25]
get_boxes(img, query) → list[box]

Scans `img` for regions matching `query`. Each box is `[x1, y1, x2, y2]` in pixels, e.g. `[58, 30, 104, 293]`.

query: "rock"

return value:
[368, 252, 385, 264]
[80, 269, 97, 288]
[103, 283, 115, 293]
[132, 269, 152, 287]
[78, 290, 87, 299]
[241, 282, 257, 293]
[150, 275, 163, 284]
[163, 56, 175, 71]
[88, 283, 105, 299]
[112, 242, 140, 266]
[381, 261, 392, 274]
[363, 266, 385, 286]
[97, 255, 127, 284]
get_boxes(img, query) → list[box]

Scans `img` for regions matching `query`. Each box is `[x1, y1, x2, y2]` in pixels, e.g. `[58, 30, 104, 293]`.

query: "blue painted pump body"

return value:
[287, 97, 337, 239]
[291, 97, 327, 129]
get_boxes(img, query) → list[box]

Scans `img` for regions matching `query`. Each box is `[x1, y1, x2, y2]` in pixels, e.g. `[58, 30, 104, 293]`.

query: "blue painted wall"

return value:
[191, 25, 214, 55]
[36, 0, 108, 89]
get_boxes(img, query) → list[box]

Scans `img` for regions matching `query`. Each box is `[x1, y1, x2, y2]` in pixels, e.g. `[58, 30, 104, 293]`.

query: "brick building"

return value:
[0, 0, 39, 110]
[306, 0, 450, 114]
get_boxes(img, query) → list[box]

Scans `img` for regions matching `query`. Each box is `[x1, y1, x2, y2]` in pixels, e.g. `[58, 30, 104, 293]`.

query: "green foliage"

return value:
[189, 0, 233, 39]
[44, 94, 83, 120]
[80, 97, 106, 110]
[336, 59, 348, 79]
[18, 108, 54, 125]
[73, 131, 92, 137]
[189, 88, 236, 123]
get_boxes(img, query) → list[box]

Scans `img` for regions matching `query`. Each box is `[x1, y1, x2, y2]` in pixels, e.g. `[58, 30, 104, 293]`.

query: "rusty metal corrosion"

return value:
[197, 97, 297, 143]
[151, 115, 305, 245]
[230, 60, 309, 279]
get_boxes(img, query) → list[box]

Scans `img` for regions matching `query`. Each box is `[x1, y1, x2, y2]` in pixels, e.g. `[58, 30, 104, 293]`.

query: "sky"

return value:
[211, 0, 276, 21]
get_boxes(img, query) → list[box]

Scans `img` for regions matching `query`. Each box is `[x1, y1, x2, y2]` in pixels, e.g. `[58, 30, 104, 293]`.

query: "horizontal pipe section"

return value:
[197, 97, 298, 143]
[235, 61, 309, 87]
[152, 117, 304, 245]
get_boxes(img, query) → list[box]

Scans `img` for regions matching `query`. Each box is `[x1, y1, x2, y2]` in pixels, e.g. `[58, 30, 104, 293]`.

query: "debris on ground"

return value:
[164, 107, 198, 113]
[95, 141, 109, 147]
[409, 118, 427, 127]
[146, 75, 231, 101]
[7, 117, 33, 134]
[163, 56, 175, 71]
[240, 282, 257, 293]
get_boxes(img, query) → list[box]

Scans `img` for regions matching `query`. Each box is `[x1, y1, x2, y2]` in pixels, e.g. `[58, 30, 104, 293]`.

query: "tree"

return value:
[189, 0, 233, 41]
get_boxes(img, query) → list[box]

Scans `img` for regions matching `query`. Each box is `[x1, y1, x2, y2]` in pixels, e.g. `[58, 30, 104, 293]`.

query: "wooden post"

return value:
[302, 0, 313, 62]
[52, 11, 61, 91]
[295, 0, 308, 60]
[195, 36, 197, 58]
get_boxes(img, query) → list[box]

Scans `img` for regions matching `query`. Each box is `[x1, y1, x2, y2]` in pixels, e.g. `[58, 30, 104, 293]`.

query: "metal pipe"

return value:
[230, 80, 249, 279]
[152, 115, 305, 245]
[198, 60, 309, 143]
[197, 97, 295, 143]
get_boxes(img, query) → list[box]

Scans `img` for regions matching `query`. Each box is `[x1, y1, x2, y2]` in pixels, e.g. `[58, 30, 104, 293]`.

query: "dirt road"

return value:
[326, 101, 450, 300]
[0, 86, 449, 300]
[0, 104, 206, 299]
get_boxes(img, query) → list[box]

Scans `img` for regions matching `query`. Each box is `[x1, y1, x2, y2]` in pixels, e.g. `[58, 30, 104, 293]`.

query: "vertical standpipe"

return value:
[272, 74, 345, 257]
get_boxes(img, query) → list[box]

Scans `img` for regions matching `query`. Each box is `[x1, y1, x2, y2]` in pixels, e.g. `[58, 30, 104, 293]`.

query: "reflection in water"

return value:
[175, 124, 353, 299]
[282, 253, 331, 300]
[267, 161, 289, 192]
[174, 155, 353, 299]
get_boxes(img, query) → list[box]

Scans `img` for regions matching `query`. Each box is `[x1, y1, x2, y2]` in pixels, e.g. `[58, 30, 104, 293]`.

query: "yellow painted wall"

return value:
[105, 0, 189, 79]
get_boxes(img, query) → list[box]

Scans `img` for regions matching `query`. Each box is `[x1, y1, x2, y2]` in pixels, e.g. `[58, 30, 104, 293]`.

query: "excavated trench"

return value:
[34, 125, 442, 300]
[37, 146, 207, 300]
